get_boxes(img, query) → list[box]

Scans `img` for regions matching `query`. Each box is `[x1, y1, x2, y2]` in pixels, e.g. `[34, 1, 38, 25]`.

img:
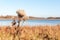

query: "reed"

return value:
[0, 25, 60, 40]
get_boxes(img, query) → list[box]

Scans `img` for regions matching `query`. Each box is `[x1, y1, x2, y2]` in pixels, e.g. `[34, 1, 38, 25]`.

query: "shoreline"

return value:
[0, 16, 60, 20]
[0, 18, 60, 20]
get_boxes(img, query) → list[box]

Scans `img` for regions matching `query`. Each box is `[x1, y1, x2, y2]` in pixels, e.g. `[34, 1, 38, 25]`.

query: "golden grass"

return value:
[0, 25, 60, 40]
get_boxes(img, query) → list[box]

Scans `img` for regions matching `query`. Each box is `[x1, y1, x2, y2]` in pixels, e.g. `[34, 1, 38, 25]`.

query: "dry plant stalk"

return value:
[0, 25, 60, 40]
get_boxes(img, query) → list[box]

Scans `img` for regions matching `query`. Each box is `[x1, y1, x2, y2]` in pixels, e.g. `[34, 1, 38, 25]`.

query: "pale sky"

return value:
[0, 0, 60, 17]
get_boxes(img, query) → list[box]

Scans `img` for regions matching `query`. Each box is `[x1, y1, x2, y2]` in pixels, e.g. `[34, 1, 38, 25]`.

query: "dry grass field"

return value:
[0, 25, 60, 40]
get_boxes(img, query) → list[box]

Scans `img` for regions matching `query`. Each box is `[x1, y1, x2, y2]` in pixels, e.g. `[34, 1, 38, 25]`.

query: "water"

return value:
[0, 19, 60, 26]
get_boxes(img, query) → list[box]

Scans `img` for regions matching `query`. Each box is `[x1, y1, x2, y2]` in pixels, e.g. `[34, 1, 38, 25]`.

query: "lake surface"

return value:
[0, 19, 60, 26]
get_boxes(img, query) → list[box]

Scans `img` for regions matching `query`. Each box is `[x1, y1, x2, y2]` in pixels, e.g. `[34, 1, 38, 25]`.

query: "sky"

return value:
[0, 0, 60, 17]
